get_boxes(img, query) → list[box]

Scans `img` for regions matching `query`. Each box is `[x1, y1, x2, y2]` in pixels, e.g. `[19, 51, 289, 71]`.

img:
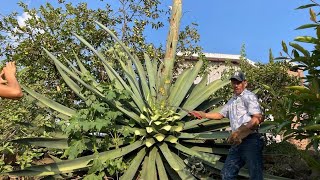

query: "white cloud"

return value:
[17, 12, 32, 28]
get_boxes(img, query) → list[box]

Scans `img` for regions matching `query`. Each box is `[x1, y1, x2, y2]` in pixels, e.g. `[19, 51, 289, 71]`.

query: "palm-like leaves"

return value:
[3, 22, 288, 180]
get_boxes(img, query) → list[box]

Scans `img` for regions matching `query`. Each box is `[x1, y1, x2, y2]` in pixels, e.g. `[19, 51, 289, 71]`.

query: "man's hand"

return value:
[227, 125, 253, 145]
[189, 111, 206, 119]
[0, 70, 7, 84]
[2, 61, 17, 77]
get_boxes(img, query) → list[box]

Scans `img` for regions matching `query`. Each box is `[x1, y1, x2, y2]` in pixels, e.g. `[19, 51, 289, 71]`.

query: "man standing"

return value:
[190, 71, 264, 180]
[0, 61, 23, 99]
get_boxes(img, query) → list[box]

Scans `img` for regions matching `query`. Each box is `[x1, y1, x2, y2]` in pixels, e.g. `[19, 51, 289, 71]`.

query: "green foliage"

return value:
[270, 0, 320, 151]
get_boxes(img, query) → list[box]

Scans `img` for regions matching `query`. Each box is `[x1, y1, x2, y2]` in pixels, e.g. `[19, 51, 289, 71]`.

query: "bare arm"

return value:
[244, 114, 263, 130]
[0, 62, 23, 99]
[189, 111, 224, 120]
[205, 112, 224, 120]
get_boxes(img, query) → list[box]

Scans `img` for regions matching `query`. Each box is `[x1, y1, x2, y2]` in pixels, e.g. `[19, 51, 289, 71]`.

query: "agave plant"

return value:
[3, 20, 289, 179]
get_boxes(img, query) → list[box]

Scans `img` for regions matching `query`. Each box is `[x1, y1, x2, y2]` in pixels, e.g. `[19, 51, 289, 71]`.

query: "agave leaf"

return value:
[140, 155, 149, 180]
[121, 59, 142, 96]
[63, 56, 82, 75]
[158, 143, 194, 179]
[55, 65, 86, 101]
[72, 51, 87, 74]
[146, 138, 156, 147]
[95, 22, 151, 100]
[195, 97, 223, 112]
[101, 63, 124, 90]
[180, 79, 229, 118]
[154, 133, 165, 142]
[155, 153, 169, 180]
[43, 48, 104, 98]
[6, 140, 144, 176]
[180, 143, 229, 155]
[183, 119, 211, 130]
[71, 34, 132, 96]
[164, 135, 178, 144]
[73, 34, 147, 111]
[184, 119, 230, 132]
[134, 129, 146, 136]
[132, 54, 151, 101]
[146, 147, 158, 180]
[114, 102, 143, 125]
[172, 143, 221, 164]
[22, 85, 76, 117]
[178, 132, 229, 140]
[120, 147, 146, 180]
[11, 138, 68, 149]
[144, 53, 157, 99]
[169, 60, 203, 108]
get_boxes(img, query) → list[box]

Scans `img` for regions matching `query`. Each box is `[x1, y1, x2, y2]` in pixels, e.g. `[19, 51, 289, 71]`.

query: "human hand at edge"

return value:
[0, 70, 7, 84]
[2, 61, 17, 77]
[189, 111, 206, 120]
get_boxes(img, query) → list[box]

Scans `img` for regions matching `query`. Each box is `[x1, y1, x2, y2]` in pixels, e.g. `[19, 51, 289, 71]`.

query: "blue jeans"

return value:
[221, 133, 264, 180]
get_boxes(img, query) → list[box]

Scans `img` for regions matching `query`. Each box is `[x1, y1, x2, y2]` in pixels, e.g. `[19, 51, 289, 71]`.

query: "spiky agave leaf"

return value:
[6, 22, 288, 180]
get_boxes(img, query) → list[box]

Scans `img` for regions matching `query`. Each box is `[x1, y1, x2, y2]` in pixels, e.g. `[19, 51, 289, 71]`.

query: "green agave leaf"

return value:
[183, 119, 211, 130]
[180, 143, 229, 155]
[171, 143, 220, 164]
[132, 54, 151, 101]
[139, 155, 149, 180]
[169, 60, 203, 108]
[121, 59, 142, 96]
[181, 79, 229, 118]
[114, 101, 143, 125]
[101, 63, 124, 90]
[43, 48, 104, 98]
[178, 131, 229, 140]
[155, 153, 169, 180]
[164, 135, 178, 144]
[5, 140, 144, 176]
[184, 119, 230, 133]
[158, 143, 194, 179]
[144, 53, 157, 99]
[55, 65, 86, 101]
[71, 34, 132, 95]
[146, 138, 156, 147]
[63, 56, 82, 75]
[22, 85, 76, 117]
[95, 22, 152, 101]
[120, 147, 146, 180]
[146, 146, 158, 180]
[73, 34, 148, 111]
[154, 133, 165, 142]
[11, 138, 68, 149]
[195, 97, 223, 112]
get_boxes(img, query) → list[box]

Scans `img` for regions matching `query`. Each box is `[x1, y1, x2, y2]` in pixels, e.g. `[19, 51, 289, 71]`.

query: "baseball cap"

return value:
[230, 71, 246, 81]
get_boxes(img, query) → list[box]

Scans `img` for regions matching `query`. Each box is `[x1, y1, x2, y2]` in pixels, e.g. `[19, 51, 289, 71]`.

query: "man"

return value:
[190, 71, 264, 180]
[0, 61, 23, 99]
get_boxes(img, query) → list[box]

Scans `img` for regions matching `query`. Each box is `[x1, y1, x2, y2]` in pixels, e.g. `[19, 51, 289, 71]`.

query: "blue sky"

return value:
[0, 0, 316, 63]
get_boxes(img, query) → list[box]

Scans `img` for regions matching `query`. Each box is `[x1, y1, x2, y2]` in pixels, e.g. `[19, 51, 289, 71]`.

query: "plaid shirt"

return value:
[220, 89, 261, 131]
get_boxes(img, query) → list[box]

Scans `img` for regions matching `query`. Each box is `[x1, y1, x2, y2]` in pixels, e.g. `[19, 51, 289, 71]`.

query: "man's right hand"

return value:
[189, 111, 206, 119]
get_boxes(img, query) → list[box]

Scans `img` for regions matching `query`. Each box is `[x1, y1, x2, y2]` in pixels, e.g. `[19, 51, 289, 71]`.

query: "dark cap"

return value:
[230, 71, 246, 81]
